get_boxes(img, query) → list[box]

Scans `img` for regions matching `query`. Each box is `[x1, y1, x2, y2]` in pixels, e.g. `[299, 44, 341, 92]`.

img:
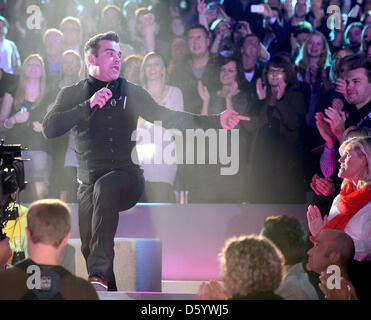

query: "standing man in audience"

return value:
[42, 29, 64, 86]
[42, 31, 249, 292]
[169, 24, 218, 114]
[0, 199, 98, 300]
[60, 16, 83, 53]
[99, 4, 135, 60]
[239, 34, 264, 99]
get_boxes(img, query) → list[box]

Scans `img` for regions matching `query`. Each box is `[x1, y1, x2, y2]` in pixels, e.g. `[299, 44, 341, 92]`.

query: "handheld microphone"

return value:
[88, 80, 118, 120]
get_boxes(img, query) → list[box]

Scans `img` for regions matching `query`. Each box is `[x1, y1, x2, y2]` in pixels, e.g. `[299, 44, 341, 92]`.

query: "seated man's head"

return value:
[26, 199, 71, 248]
[84, 31, 121, 82]
[306, 230, 354, 274]
[221, 235, 284, 298]
[261, 215, 307, 267]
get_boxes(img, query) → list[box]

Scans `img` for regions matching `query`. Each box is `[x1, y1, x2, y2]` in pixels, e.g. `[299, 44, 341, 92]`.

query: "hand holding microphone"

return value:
[89, 81, 118, 119]
[90, 87, 113, 110]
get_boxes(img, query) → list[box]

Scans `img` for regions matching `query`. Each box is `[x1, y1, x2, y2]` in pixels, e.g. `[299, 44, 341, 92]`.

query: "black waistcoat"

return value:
[73, 76, 142, 183]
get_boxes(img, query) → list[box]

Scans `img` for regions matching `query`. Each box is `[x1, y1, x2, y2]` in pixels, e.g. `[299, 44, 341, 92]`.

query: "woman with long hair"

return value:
[247, 54, 307, 203]
[295, 31, 331, 86]
[3, 54, 50, 201]
[296, 32, 332, 184]
[137, 51, 184, 202]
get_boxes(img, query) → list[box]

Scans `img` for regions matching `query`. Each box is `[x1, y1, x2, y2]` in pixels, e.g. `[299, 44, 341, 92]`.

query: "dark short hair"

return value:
[238, 33, 259, 51]
[343, 53, 371, 82]
[261, 215, 306, 265]
[271, 7, 283, 22]
[292, 21, 313, 37]
[84, 31, 119, 57]
[186, 24, 209, 39]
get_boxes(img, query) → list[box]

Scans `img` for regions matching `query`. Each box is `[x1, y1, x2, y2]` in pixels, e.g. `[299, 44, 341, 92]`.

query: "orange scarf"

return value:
[322, 183, 371, 232]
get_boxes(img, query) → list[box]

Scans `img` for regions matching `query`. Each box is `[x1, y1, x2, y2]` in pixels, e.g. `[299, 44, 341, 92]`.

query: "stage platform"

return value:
[65, 202, 308, 280]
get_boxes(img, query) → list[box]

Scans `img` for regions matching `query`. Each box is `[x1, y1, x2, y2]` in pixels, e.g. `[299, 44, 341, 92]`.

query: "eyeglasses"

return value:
[267, 69, 284, 75]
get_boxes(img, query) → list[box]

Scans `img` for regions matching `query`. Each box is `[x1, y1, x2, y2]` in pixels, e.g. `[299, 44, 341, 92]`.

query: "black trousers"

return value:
[77, 169, 144, 289]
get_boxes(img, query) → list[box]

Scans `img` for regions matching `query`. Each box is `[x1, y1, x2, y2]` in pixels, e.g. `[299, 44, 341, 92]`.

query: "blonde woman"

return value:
[307, 136, 371, 262]
[3, 54, 50, 201]
[198, 235, 284, 300]
[137, 51, 184, 202]
[295, 31, 331, 85]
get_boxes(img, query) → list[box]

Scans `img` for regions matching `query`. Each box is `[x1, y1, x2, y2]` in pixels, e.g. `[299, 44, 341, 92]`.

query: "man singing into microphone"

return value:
[42, 32, 248, 291]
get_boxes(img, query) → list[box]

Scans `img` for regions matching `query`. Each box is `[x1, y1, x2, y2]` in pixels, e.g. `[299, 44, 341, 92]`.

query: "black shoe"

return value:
[108, 281, 117, 291]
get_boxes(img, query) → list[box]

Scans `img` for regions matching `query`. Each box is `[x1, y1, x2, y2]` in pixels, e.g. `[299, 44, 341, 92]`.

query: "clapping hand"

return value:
[272, 78, 287, 101]
[256, 78, 267, 100]
[323, 107, 346, 143]
[315, 112, 336, 148]
[197, 280, 228, 300]
[307, 204, 328, 237]
[335, 78, 348, 102]
[319, 272, 358, 300]
[331, 98, 344, 111]
[197, 80, 210, 102]
[310, 174, 335, 197]
[305, 63, 319, 84]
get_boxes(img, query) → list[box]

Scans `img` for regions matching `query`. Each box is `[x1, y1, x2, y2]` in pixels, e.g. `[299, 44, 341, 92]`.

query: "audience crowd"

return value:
[0, 0, 370, 300]
[3, 0, 371, 204]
